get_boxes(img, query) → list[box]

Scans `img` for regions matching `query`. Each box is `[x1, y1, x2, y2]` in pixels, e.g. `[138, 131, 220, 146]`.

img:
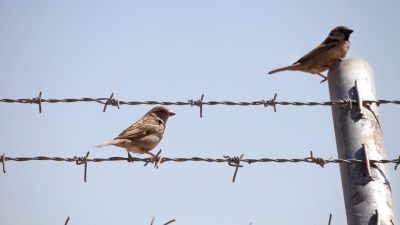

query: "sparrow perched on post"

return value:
[95, 106, 175, 162]
[268, 26, 353, 83]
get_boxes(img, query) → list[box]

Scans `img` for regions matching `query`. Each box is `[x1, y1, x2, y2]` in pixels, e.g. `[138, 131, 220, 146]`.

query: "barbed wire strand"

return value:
[57, 214, 340, 225]
[56, 214, 338, 225]
[1, 92, 400, 117]
[58, 214, 338, 225]
[1, 151, 399, 182]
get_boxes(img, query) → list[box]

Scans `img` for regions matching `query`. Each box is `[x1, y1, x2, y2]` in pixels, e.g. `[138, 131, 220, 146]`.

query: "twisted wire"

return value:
[2, 154, 398, 165]
[1, 96, 399, 107]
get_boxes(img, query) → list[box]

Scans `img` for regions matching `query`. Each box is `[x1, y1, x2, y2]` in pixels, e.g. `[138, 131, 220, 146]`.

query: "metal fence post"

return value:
[328, 58, 397, 225]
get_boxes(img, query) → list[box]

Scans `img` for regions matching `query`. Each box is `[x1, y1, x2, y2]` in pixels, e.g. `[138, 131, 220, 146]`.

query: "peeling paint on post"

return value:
[328, 58, 397, 225]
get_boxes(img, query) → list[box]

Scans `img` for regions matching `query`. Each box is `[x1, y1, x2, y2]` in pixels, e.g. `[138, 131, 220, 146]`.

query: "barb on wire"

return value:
[29, 91, 42, 113]
[103, 92, 120, 112]
[64, 217, 70, 225]
[74, 151, 90, 182]
[150, 217, 176, 225]
[328, 213, 332, 225]
[189, 94, 204, 118]
[1, 153, 6, 174]
[144, 149, 163, 168]
[263, 93, 277, 112]
[395, 155, 400, 170]
[224, 154, 244, 183]
[2, 93, 400, 115]
[305, 151, 327, 167]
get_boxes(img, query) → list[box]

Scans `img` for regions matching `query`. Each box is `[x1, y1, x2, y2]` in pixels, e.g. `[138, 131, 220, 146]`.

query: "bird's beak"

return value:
[347, 29, 354, 34]
[168, 111, 176, 117]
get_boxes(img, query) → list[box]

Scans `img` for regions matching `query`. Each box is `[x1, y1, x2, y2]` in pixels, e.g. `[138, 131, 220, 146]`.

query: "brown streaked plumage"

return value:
[268, 26, 353, 83]
[95, 106, 175, 162]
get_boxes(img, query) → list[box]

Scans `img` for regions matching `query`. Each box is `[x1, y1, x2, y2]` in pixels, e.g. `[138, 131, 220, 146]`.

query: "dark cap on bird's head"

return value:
[328, 26, 353, 41]
[148, 106, 176, 119]
[333, 26, 353, 34]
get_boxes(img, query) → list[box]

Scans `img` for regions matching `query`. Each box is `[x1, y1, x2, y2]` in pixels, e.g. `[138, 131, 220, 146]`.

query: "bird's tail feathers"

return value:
[94, 139, 125, 148]
[268, 64, 302, 75]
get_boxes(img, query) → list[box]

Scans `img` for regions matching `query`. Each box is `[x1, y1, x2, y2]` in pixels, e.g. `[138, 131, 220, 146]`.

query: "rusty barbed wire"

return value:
[1, 92, 399, 117]
[1, 151, 398, 183]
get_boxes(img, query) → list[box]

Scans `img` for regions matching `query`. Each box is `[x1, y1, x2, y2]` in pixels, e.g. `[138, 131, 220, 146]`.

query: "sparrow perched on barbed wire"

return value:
[268, 26, 353, 83]
[95, 106, 175, 162]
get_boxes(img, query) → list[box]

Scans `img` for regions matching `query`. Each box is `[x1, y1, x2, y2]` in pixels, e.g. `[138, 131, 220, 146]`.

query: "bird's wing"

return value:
[115, 115, 161, 140]
[293, 41, 338, 65]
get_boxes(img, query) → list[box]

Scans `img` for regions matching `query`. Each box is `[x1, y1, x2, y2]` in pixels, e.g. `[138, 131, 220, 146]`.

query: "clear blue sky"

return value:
[0, 1, 399, 225]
